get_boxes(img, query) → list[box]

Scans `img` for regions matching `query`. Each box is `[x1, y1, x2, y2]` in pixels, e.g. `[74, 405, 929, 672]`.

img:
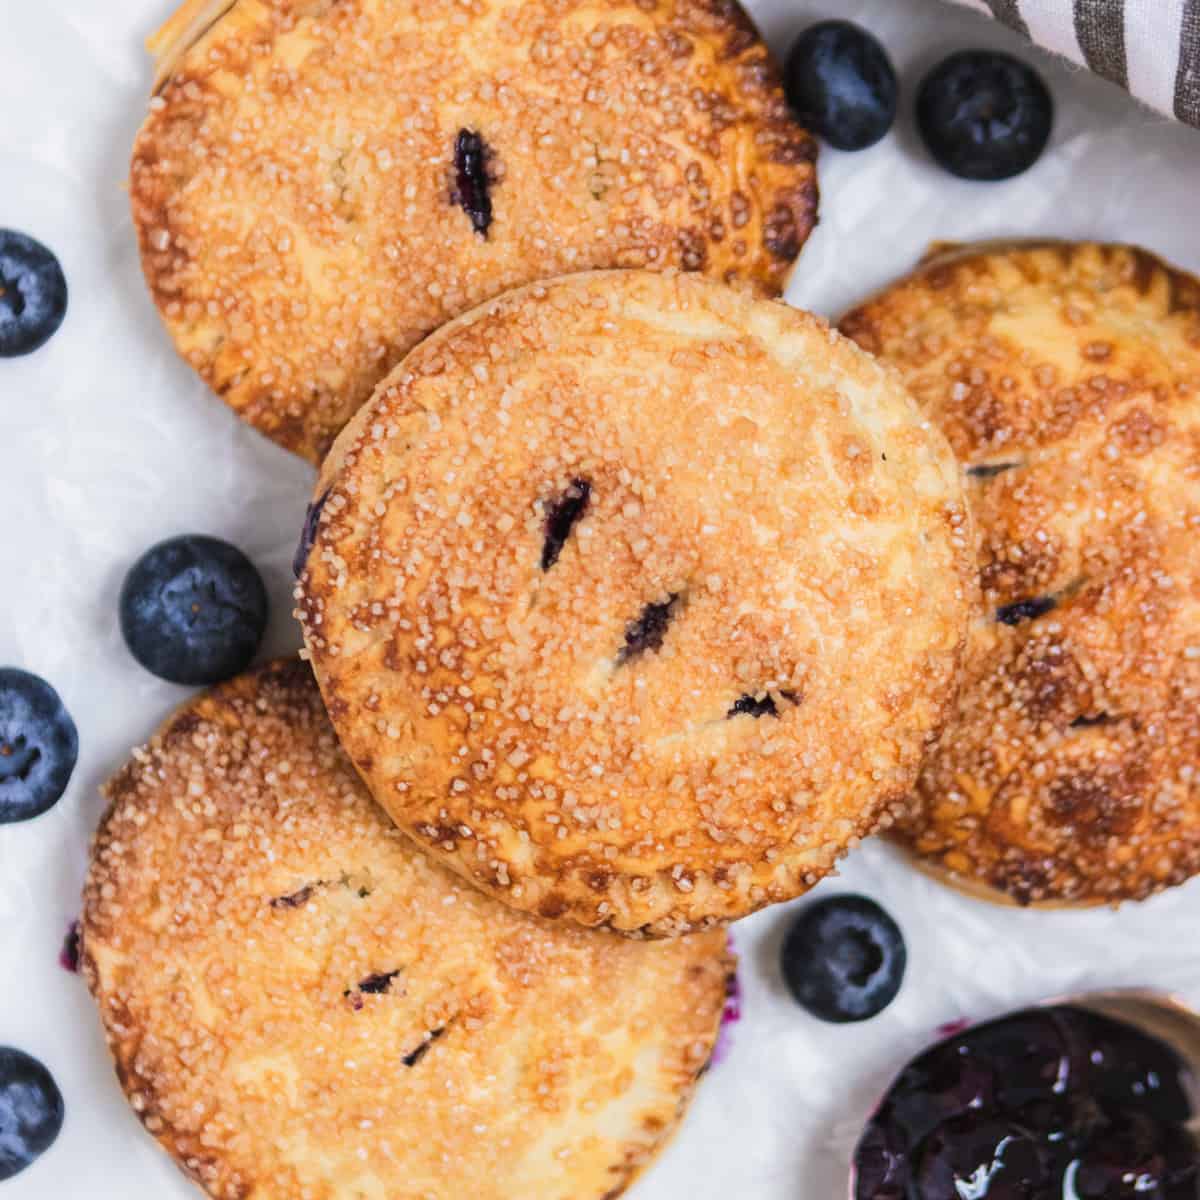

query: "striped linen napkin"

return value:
[948, 0, 1200, 126]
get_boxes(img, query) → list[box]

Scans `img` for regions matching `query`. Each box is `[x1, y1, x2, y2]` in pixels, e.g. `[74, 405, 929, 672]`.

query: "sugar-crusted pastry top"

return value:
[133, 0, 819, 462]
[841, 241, 1200, 907]
[82, 660, 729, 1200]
[296, 270, 973, 935]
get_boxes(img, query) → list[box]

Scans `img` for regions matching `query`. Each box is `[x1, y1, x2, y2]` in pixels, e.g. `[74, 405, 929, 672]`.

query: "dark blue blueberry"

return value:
[0, 669, 78, 825]
[0, 1047, 64, 1181]
[783, 21, 898, 152]
[119, 535, 268, 686]
[780, 894, 906, 1023]
[0, 230, 68, 357]
[917, 50, 1053, 181]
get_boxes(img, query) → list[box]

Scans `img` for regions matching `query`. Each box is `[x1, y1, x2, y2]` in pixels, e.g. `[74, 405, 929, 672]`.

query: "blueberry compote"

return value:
[853, 1006, 1199, 1198]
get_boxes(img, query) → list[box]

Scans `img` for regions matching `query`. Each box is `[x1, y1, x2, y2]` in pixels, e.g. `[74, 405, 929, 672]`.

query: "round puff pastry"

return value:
[841, 240, 1200, 908]
[82, 659, 730, 1200]
[133, 0, 819, 462]
[296, 269, 973, 936]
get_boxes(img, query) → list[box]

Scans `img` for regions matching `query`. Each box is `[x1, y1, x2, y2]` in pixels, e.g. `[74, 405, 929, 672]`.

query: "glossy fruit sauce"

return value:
[853, 1005, 1199, 1198]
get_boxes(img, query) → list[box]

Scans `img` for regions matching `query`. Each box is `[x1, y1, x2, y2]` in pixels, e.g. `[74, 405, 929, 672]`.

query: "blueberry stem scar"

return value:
[0, 270, 25, 317]
[617, 593, 681, 663]
[540, 478, 591, 570]
[726, 690, 800, 719]
[0, 734, 41, 781]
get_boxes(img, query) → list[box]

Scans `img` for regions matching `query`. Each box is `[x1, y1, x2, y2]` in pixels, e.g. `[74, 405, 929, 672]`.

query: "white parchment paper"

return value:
[1, 1, 1198, 1197]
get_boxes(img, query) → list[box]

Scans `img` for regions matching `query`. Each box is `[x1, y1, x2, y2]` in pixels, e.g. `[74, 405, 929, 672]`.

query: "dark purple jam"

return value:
[853, 1005, 1199, 1199]
[58, 920, 80, 973]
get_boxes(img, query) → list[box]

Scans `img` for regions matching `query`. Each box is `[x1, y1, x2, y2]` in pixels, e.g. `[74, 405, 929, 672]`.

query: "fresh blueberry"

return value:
[780, 894, 906, 1022]
[0, 1047, 64, 1181]
[0, 669, 78, 824]
[917, 50, 1053, 181]
[783, 21, 897, 151]
[119, 535, 268, 686]
[0, 230, 68, 357]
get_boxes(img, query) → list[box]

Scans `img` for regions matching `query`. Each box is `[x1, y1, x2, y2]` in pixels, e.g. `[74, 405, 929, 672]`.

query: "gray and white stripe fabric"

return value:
[948, 0, 1200, 127]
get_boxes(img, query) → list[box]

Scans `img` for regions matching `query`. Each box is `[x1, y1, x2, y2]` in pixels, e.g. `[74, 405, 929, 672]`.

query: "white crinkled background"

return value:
[1, 0, 1198, 1197]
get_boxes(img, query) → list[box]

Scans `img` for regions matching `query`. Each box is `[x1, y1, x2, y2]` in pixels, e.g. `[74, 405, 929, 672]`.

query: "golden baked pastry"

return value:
[82, 659, 729, 1200]
[840, 240, 1200, 907]
[295, 269, 974, 936]
[133, 0, 819, 462]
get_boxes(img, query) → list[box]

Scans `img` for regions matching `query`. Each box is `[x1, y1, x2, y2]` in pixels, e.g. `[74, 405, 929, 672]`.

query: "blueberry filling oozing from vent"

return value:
[727, 690, 800, 719]
[540, 478, 591, 570]
[357, 970, 402, 995]
[402, 1027, 446, 1068]
[343, 969, 403, 1011]
[966, 461, 1023, 479]
[618, 594, 681, 663]
[270, 882, 320, 909]
[452, 130, 493, 238]
[293, 488, 331, 579]
[1070, 713, 1116, 729]
[59, 922, 80, 973]
[996, 595, 1057, 626]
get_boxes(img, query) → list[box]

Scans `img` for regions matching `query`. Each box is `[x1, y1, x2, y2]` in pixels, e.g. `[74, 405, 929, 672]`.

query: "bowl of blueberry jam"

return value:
[852, 998, 1200, 1199]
